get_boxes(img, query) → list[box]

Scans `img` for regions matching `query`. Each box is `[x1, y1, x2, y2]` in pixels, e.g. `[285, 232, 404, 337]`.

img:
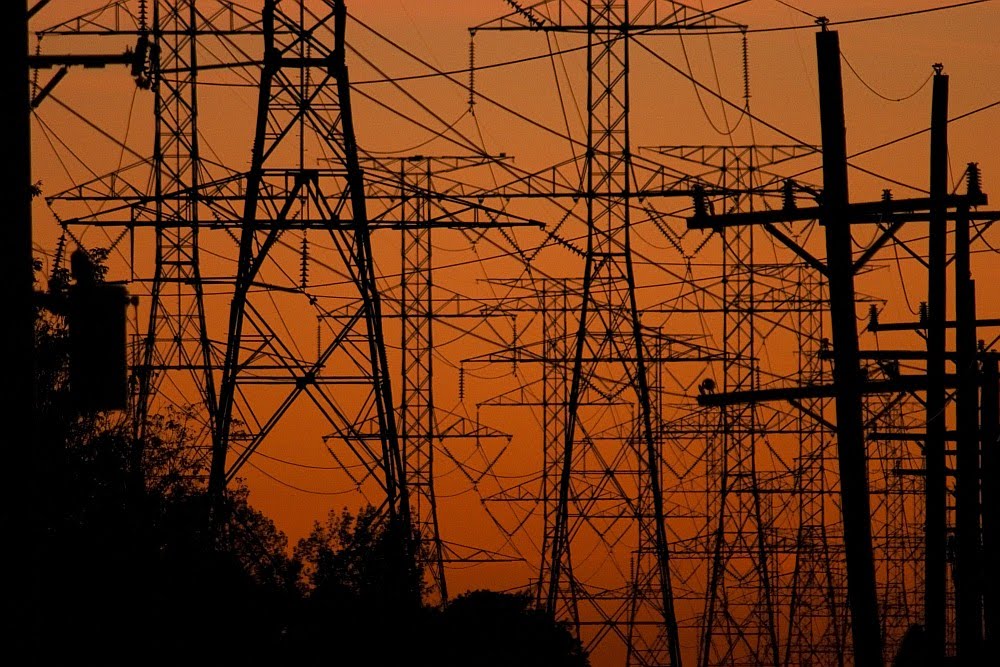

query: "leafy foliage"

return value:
[285, 505, 429, 662]
[33, 257, 294, 663]
[289, 508, 589, 666]
[294, 504, 425, 606]
[436, 590, 589, 667]
[32, 254, 589, 666]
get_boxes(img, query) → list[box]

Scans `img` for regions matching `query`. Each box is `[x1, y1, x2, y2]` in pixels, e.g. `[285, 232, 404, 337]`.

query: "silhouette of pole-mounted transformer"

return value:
[36, 248, 132, 412]
[67, 281, 129, 412]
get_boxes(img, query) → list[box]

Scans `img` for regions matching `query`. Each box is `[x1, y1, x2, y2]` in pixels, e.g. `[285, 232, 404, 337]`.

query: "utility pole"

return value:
[689, 30, 883, 667]
[684, 27, 1000, 667]
[688, 52, 996, 665]
[954, 176, 982, 664]
[2, 0, 38, 657]
[814, 28, 882, 667]
[983, 354, 1000, 658]
[925, 67, 949, 666]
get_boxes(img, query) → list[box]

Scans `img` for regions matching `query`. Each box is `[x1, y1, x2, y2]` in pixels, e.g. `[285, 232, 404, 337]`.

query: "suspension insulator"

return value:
[468, 32, 477, 114]
[300, 233, 310, 289]
[868, 304, 879, 331]
[512, 316, 519, 374]
[966, 162, 982, 198]
[783, 180, 796, 211]
[919, 301, 929, 326]
[53, 232, 68, 273]
[741, 29, 751, 108]
[692, 185, 707, 219]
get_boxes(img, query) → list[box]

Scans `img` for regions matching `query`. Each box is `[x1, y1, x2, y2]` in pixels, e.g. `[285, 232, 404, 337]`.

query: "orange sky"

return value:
[28, 1, 1000, 664]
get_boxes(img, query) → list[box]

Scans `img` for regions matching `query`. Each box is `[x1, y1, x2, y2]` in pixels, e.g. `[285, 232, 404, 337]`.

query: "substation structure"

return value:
[25, 1, 1000, 666]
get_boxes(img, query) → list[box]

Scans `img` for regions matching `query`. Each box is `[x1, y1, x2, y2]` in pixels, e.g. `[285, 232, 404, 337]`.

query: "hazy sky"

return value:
[26, 2, 1000, 665]
[28, 0, 1000, 618]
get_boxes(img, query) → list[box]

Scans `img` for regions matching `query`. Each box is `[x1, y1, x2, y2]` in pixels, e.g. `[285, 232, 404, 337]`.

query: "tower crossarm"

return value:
[472, 0, 745, 33]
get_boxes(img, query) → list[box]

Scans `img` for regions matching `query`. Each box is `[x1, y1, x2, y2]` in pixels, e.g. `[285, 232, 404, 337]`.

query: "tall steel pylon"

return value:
[38, 0, 534, 583]
[648, 144, 839, 666]
[213, 0, 408, 529]
[784, 267, 846, 667]
[36, 1, 262, 479]
[469, 273, 724, 662]
[39, 1, 414, 531]
[474, 6, 742, 664]
[363, 153, 528, 602]
[136, 0, 218, 476]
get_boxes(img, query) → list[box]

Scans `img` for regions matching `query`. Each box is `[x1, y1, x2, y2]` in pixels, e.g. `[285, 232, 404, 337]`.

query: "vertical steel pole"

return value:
[815, 28, 883, 667]
[926, 68, 950, 666]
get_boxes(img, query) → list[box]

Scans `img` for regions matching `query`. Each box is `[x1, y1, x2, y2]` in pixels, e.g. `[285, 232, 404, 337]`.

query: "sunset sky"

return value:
[28, 1, 1000, 663]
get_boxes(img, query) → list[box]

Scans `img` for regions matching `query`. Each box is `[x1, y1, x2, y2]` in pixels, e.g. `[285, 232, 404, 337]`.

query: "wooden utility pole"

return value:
[814, 28, 883, 667]
[954, 179, 982, 664]
[688, 27, 890, 667]
[983, 355, 1000, 657]
[686, 26, 1000, 667]
[925, 68, 949, 666]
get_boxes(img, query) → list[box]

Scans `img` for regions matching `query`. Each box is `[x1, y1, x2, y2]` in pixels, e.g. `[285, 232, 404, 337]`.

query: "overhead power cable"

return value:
[772, 0, 819, 20]
[841, 52, 933, 103]
[645, 0, 994, 35]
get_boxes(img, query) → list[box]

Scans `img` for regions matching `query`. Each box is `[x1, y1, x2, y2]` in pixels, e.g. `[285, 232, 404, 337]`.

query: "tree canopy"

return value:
[33, 251, 589, 666]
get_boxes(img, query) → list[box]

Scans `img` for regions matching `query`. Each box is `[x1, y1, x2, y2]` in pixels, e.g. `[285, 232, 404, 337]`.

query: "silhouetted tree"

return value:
[286, 505, 431, 662]
[32, 253, 590, 666]
[892, 623, 927, 667]
[294, 504, 425, 606]
[436, 590, 589, 667]
[32, 254, 295, 664]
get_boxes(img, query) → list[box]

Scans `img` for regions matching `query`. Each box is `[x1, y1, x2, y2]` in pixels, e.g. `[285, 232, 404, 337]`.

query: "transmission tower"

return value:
[647, 144, 848, 666]
[137, 0, 215, 467]
[214, 0, 436, 535]
[474, 4, 743, 664]
[362, 153, 529, 601]
[39, 1, 416, 535]
[35, 1, 263, 489]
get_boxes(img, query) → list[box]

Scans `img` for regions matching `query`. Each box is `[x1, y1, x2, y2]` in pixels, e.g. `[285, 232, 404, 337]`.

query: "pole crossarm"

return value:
[696, 374, 960, 408]
[28, 52, 137, 68]
[687, 192, 989, 230]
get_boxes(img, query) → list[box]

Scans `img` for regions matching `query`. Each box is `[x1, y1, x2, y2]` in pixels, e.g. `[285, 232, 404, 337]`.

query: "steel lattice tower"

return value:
[39, 1, 413, 534]
[137, 0, 218, 478]
[214, 0, 408, 529]
[474, 5, 742, 664]
[368, 153, 526, 601]
[397, 157, 448, 601]
[784, 267, 846, 667]
[647, 145, 831, 666]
